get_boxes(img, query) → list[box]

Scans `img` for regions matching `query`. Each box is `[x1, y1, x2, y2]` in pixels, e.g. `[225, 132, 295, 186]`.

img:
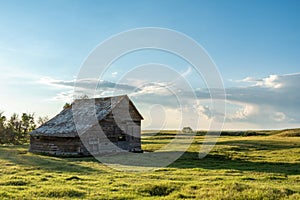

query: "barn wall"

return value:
[79, 99, 142, 154]
[104, 98, 142, 151]
[29, 136, 89, 156]
[112, 98, 142, 150]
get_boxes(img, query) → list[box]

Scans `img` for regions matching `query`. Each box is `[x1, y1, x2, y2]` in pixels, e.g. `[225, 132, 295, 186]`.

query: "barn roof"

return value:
[30, 95, 143, 137]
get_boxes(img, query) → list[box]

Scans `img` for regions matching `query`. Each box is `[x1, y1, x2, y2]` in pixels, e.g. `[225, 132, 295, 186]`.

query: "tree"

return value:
[0, 112, 6, 134]
[8, 113, 21, 133]
[21, 113, 36, 133]
[37, 116, 49, 126]
[63, 103, 72, 109]
[0, 111, 47, 144]
[0, 112, 7, 143]
[2, 112, 36, 144]
[0, 112, 6, 129]
[63, 94, 89, 110]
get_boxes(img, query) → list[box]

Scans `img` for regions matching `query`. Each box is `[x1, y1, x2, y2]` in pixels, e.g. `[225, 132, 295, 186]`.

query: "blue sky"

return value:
[1, 0, 300, 130]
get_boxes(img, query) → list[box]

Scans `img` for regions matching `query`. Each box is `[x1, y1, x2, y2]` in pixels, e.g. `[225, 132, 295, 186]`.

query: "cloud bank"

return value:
[38, 72, 300, 129]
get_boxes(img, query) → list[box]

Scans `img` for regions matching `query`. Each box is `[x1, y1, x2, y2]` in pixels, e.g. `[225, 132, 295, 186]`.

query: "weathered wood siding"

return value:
[29, 136, 89, 156]
[81, 97, 142, 154]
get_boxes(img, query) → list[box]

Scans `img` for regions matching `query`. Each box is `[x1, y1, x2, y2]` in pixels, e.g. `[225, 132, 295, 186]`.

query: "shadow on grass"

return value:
[169, 151, 300, 175]
[1, 139, 299, 175]
[168, 139, 300, 175]
[94, 137, 300, 174]
[0, 145, 100, 173]
[215, 139, 300, 151]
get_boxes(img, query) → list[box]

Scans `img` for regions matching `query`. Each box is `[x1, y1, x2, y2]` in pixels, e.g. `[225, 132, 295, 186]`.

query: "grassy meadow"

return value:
[1, 129, 300, 199]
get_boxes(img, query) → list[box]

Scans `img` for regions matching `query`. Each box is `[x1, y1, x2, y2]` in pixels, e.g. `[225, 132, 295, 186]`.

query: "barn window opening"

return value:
[35, 136, 40, 139]
[118, 134, 126, 141]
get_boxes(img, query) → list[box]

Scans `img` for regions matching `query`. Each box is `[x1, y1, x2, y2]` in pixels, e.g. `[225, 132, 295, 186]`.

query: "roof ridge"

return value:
[73, 94, 128, 102]
[110, 94, 127, 107]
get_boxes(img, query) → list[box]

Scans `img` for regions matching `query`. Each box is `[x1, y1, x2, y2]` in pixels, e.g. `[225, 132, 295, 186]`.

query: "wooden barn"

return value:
[29, 95, 143, 156]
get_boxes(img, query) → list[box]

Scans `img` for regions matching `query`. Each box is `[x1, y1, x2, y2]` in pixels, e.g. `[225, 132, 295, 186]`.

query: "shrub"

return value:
[139, 184, 177, 196]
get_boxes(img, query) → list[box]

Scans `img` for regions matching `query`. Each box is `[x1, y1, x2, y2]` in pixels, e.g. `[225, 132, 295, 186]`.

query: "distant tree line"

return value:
[0, 112, 48, 145]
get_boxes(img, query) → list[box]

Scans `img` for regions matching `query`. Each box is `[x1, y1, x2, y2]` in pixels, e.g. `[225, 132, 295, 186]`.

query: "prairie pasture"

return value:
[0, 129, 300, 199]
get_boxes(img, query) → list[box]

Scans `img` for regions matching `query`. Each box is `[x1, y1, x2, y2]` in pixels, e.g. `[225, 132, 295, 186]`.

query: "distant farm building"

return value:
[29, 95, 143, 156]
[182, 127, 193, 133]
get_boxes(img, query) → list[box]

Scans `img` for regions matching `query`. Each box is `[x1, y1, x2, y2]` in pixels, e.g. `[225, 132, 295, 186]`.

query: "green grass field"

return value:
[1, 129, 300, 199]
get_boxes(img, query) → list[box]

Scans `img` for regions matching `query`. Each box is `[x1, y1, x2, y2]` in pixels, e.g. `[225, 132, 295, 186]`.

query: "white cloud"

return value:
[239, 76, 260, 83]
[38, 77, 75, 89]
[132, 82, 173, 96]
[229, 103, 257, 120]
[50, 90, 74, 102]
[237, 74, 298, 89]
[198, 105, 212, 119]
[258, 75, 282, 88]
[225, 73, 300, 126]
[181, 66, 192, 78]
[111, 71, 118, 78]
[38, 77, 139, 97]
[272, 112, 286, 122]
